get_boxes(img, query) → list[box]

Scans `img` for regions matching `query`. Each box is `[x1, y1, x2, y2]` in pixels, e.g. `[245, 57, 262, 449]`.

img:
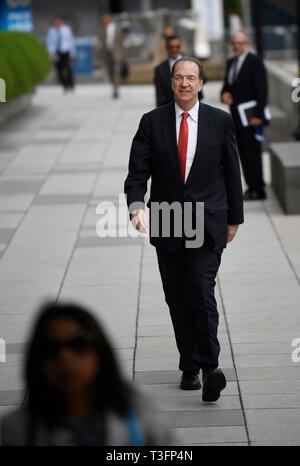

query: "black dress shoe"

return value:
[243, 190, 266, 201]
[202, 368, 226, 402]
[180, 372, 201, 390]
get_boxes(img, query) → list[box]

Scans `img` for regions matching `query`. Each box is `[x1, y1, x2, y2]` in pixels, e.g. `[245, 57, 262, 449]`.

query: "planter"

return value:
[0, 90, 33, 125]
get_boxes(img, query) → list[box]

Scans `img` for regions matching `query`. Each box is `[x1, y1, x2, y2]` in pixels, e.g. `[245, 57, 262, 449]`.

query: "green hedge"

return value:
[0, 31, 50, 102]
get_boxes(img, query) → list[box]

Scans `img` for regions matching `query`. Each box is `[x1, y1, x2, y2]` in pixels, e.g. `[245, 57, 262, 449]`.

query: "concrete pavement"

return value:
[0, 83, 300, 445]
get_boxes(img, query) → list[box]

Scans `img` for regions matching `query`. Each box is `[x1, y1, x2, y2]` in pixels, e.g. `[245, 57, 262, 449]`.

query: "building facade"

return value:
[31, 0, 225, 41]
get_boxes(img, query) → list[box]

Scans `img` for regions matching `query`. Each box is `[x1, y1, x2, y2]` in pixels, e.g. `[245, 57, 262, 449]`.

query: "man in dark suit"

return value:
[221, 33, 269, 200]
[154, 36, 204, 108]
[125, 57, 244, 402]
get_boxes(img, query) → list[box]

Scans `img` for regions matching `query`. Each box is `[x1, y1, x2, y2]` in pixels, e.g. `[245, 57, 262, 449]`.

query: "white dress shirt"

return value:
[46, 24, 76, 56]
[169, 54, 183, 72]
[106, 22, 116, 51]
[175, 100, 199, 182]
[228, 48, 250, 85]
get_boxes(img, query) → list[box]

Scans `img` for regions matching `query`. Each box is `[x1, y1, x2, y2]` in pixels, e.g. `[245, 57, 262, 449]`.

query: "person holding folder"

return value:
[221, 33, 269, 201]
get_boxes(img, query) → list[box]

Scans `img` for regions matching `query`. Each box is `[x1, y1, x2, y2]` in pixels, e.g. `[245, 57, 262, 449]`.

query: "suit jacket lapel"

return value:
[236, 52, 250, 83]
[163, 60, 171, 78]
[162, 60, 172, 92]
[162, 104, 184, 187]
[226, 57, 235, 84]
[185, 102, 210, 185]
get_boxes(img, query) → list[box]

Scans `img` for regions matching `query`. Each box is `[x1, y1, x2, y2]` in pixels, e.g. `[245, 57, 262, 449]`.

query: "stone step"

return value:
[270, 141, 300, 214]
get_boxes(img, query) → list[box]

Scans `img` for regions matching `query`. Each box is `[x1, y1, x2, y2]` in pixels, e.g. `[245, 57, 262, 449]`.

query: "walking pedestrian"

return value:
[125, 57, 244, 402]
[99, 13, 125, 99]
[221, 33, 269, 200]
[46, 16, 76, 92]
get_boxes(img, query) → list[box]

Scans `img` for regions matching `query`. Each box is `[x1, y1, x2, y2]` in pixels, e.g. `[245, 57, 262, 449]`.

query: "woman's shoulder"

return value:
[0, 407, 29, 445]
[128, 386, 176, 445]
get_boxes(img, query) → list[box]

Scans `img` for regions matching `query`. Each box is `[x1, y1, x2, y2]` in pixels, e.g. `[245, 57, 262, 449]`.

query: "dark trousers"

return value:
[156, 242, 222, 374]
[55, 52, 74, 90]
[236, 126, 265, 193]
[105, 52, 121, 95]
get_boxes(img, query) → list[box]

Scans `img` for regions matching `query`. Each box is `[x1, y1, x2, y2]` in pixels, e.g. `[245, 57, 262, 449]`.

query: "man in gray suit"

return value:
[100, 13, 125, 99]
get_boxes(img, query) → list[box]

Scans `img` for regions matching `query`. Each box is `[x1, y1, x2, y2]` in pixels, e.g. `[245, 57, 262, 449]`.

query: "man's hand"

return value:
[131, 209, 148, 234]
[221, 92, 234, 106]
[250, 117, 263, 127]
[227, 225, 239, 243]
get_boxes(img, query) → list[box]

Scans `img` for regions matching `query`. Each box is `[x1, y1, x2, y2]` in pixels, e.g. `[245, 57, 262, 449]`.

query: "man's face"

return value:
[101, 14, 111, 27]
[166, 39, 182, 60]
[54, 18, 63, 28]
[172, 61, 203, 107]
[232, 36, 248, 56]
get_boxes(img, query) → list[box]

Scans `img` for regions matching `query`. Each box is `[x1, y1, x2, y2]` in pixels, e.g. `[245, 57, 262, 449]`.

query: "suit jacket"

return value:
[154, 59, 204, 108]
[124, 102, 244, 252]
[100, 24, 125, 62]
[221, 52, 268, 129]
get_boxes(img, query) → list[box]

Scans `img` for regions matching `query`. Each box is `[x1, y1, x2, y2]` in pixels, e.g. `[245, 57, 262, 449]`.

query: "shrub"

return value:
[0, 31, 50, 102]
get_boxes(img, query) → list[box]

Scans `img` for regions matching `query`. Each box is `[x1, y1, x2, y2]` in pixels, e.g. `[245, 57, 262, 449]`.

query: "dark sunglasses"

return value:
[40, 333, 97, 359]
[168, 45, 181, 49]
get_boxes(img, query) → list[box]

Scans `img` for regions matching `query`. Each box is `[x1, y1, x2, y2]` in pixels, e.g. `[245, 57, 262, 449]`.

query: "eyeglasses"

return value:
[167, 45, 181, 49]
[41, 333, 97, 359]
[172, 75, 200, 83]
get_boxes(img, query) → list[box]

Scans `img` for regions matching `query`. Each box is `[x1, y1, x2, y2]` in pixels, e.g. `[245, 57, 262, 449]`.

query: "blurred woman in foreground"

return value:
[0, 302, 173, 446]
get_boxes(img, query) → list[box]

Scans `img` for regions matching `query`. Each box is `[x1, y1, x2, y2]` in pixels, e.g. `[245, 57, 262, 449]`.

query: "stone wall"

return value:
[266, 60, 298, 141]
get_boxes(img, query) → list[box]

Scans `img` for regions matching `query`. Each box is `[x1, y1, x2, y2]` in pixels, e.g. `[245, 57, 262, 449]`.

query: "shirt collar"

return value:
[107, 22, 115, 31]
[175, 100, 199, 123]
[169, 55, 183, 68]
[169, 54, 182, 63]
[238, 48, 250, 61]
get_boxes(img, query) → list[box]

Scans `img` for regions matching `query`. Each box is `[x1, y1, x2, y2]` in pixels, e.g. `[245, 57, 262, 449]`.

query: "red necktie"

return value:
[178, 112, 189, 182]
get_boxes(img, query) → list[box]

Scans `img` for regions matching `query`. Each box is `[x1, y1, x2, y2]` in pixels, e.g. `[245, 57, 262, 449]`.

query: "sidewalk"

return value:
[0, 83, 300, 446]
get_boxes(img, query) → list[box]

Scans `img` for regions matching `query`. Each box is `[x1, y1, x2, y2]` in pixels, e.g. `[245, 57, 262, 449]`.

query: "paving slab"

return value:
[247, 424, 300, 445]
[138, 382, 239, 398]
[0, 83, 300, 446]
[242, 394, 300, 409]
[164, 409, 245, 428]
[240, 379, 300, 394]
[134, 369, 237, 385]
[154, 396, 242, 412]
[171, 426, 248, 445]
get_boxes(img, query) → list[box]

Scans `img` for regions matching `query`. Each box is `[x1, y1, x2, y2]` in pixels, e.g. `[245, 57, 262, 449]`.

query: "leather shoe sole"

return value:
[202, 370, 226, 402]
